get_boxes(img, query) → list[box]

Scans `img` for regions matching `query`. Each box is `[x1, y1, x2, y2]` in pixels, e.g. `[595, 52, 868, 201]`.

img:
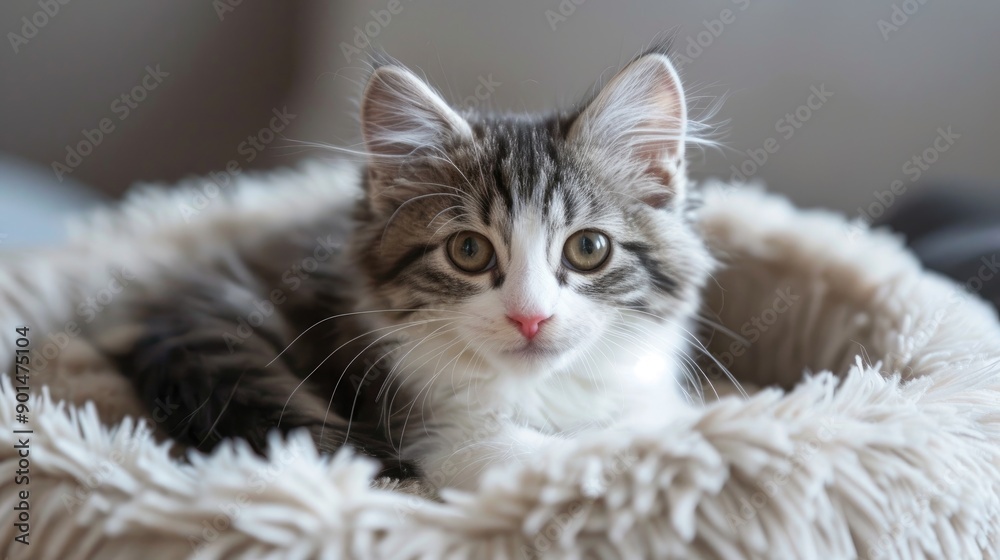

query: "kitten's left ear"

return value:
[361, 64, 472, 161]
[568, 53, 688, 208]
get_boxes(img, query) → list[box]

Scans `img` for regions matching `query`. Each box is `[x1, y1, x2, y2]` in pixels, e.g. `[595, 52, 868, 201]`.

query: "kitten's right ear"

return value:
[361, 65, 472, 162]
[568, 53, 689, 208]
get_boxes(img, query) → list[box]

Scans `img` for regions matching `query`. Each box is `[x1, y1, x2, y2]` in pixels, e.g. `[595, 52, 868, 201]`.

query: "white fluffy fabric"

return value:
[1, 164, 998, 559]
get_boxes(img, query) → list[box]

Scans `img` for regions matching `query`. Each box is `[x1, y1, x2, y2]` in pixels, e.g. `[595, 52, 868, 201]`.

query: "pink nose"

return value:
[507, 314, 550, 340]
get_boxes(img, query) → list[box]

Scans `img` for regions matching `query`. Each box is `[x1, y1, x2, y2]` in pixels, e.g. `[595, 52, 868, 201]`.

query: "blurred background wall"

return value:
[1, 0, 997, 212]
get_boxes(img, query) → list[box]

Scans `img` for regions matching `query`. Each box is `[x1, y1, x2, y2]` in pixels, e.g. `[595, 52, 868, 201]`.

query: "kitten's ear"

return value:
[361, 65, 472, 161]
[568, 53, 688, 208]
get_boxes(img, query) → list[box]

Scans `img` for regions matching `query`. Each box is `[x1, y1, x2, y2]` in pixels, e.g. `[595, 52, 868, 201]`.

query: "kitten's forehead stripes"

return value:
[541, 128, 563, 221]
[477, 118, 571, 217]
[560, 188, 578, 227]
[490, 132, 515, 215]
[477, 188, 492, 227]
[366, 115, 687, 310]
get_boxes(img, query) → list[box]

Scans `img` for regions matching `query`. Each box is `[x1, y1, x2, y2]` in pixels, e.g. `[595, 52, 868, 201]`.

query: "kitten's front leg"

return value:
[420, 421, 561, 492]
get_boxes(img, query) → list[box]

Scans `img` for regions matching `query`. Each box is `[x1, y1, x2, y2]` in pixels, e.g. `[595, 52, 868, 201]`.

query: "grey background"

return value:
[1, 0, 997, 218]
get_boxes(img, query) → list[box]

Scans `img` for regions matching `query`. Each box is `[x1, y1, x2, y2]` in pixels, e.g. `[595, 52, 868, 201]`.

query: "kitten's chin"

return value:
[489, 342, 577, 376]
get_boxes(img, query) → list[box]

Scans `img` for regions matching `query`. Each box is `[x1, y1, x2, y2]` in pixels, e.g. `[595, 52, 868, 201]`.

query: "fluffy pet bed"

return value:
[1, 163, 998, 559]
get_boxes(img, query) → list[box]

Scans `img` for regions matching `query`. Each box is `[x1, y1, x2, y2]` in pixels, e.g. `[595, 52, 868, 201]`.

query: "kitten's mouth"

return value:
[505, 342, 561, 359]
[494, 341, 577, 374]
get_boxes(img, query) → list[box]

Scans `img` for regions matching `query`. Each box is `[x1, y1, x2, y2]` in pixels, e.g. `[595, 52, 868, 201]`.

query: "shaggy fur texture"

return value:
[354, 53, 713, 490]
[1, 166, 999, 559]
[38, 52, 713, 491]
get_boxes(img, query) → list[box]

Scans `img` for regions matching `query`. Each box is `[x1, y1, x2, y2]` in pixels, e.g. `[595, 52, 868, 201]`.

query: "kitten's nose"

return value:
[507, 314, 551, 340]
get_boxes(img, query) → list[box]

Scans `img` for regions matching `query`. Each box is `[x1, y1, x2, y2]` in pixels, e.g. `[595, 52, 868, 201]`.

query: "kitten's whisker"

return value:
[281, 318, 447, 430]
[420, 340, 470, 436]
[614, 307, 748, 399]
[197, 370, 247, 449]
[381, 325, 462, 413]
[407, 363, 453, 446]
[441, 337, 477, 417]
[385, 179, 479, 211]
[463, 338, 493, 420]
[348, 323, 460, 448]
[328, 320, 459, 444]
[396, 179, 473, 199]
[431, 211, 471, 237]
[605, 315, 716, 403]
[420, 154, 480, 198]
[385, 325, 465, 453]
[370, 327, 467, 452]
[378, 191, 467, 251]
[384, 323, 459, 393]
[605, 319, 706, 389]
[577, 332, 613, 395]
[600, 327, 697, 401]
[387, 333, 475, 454]
[606, 325, 685, 392]
[403, 335, 470, 442]
[273, 138, 381, 160]
[264, 308, 472, 369]
[691, 313, 749, 346]
[426, 205, 466, 229]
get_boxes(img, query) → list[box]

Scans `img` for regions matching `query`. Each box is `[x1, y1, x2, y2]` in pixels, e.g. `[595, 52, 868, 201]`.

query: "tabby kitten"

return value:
[107, 47, 713, 490]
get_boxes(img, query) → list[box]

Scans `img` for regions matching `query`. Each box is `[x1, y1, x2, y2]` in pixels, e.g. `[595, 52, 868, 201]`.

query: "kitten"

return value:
[103, 46, 713, 490]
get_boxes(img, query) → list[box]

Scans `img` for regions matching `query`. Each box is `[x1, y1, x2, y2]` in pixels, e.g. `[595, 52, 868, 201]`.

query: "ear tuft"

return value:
[361, 65, 471, 161]
[568, 54, 688, 207]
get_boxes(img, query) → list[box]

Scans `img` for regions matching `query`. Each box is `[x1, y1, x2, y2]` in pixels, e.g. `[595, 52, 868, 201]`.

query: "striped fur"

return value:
[354, 49, 713, 489]
[107, 48, 713, 488]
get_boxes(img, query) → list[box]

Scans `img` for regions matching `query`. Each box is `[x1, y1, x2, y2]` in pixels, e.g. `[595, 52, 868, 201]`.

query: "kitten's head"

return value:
[353, 51, 713, 380]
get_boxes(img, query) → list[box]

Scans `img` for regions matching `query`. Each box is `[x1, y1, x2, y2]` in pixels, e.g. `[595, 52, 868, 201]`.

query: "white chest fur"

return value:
[392, 314, 693, 489]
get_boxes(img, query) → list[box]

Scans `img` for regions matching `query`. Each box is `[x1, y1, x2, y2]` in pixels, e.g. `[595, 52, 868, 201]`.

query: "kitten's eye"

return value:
[563, 230, 610, 272]
[447, 231, 496, 273]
